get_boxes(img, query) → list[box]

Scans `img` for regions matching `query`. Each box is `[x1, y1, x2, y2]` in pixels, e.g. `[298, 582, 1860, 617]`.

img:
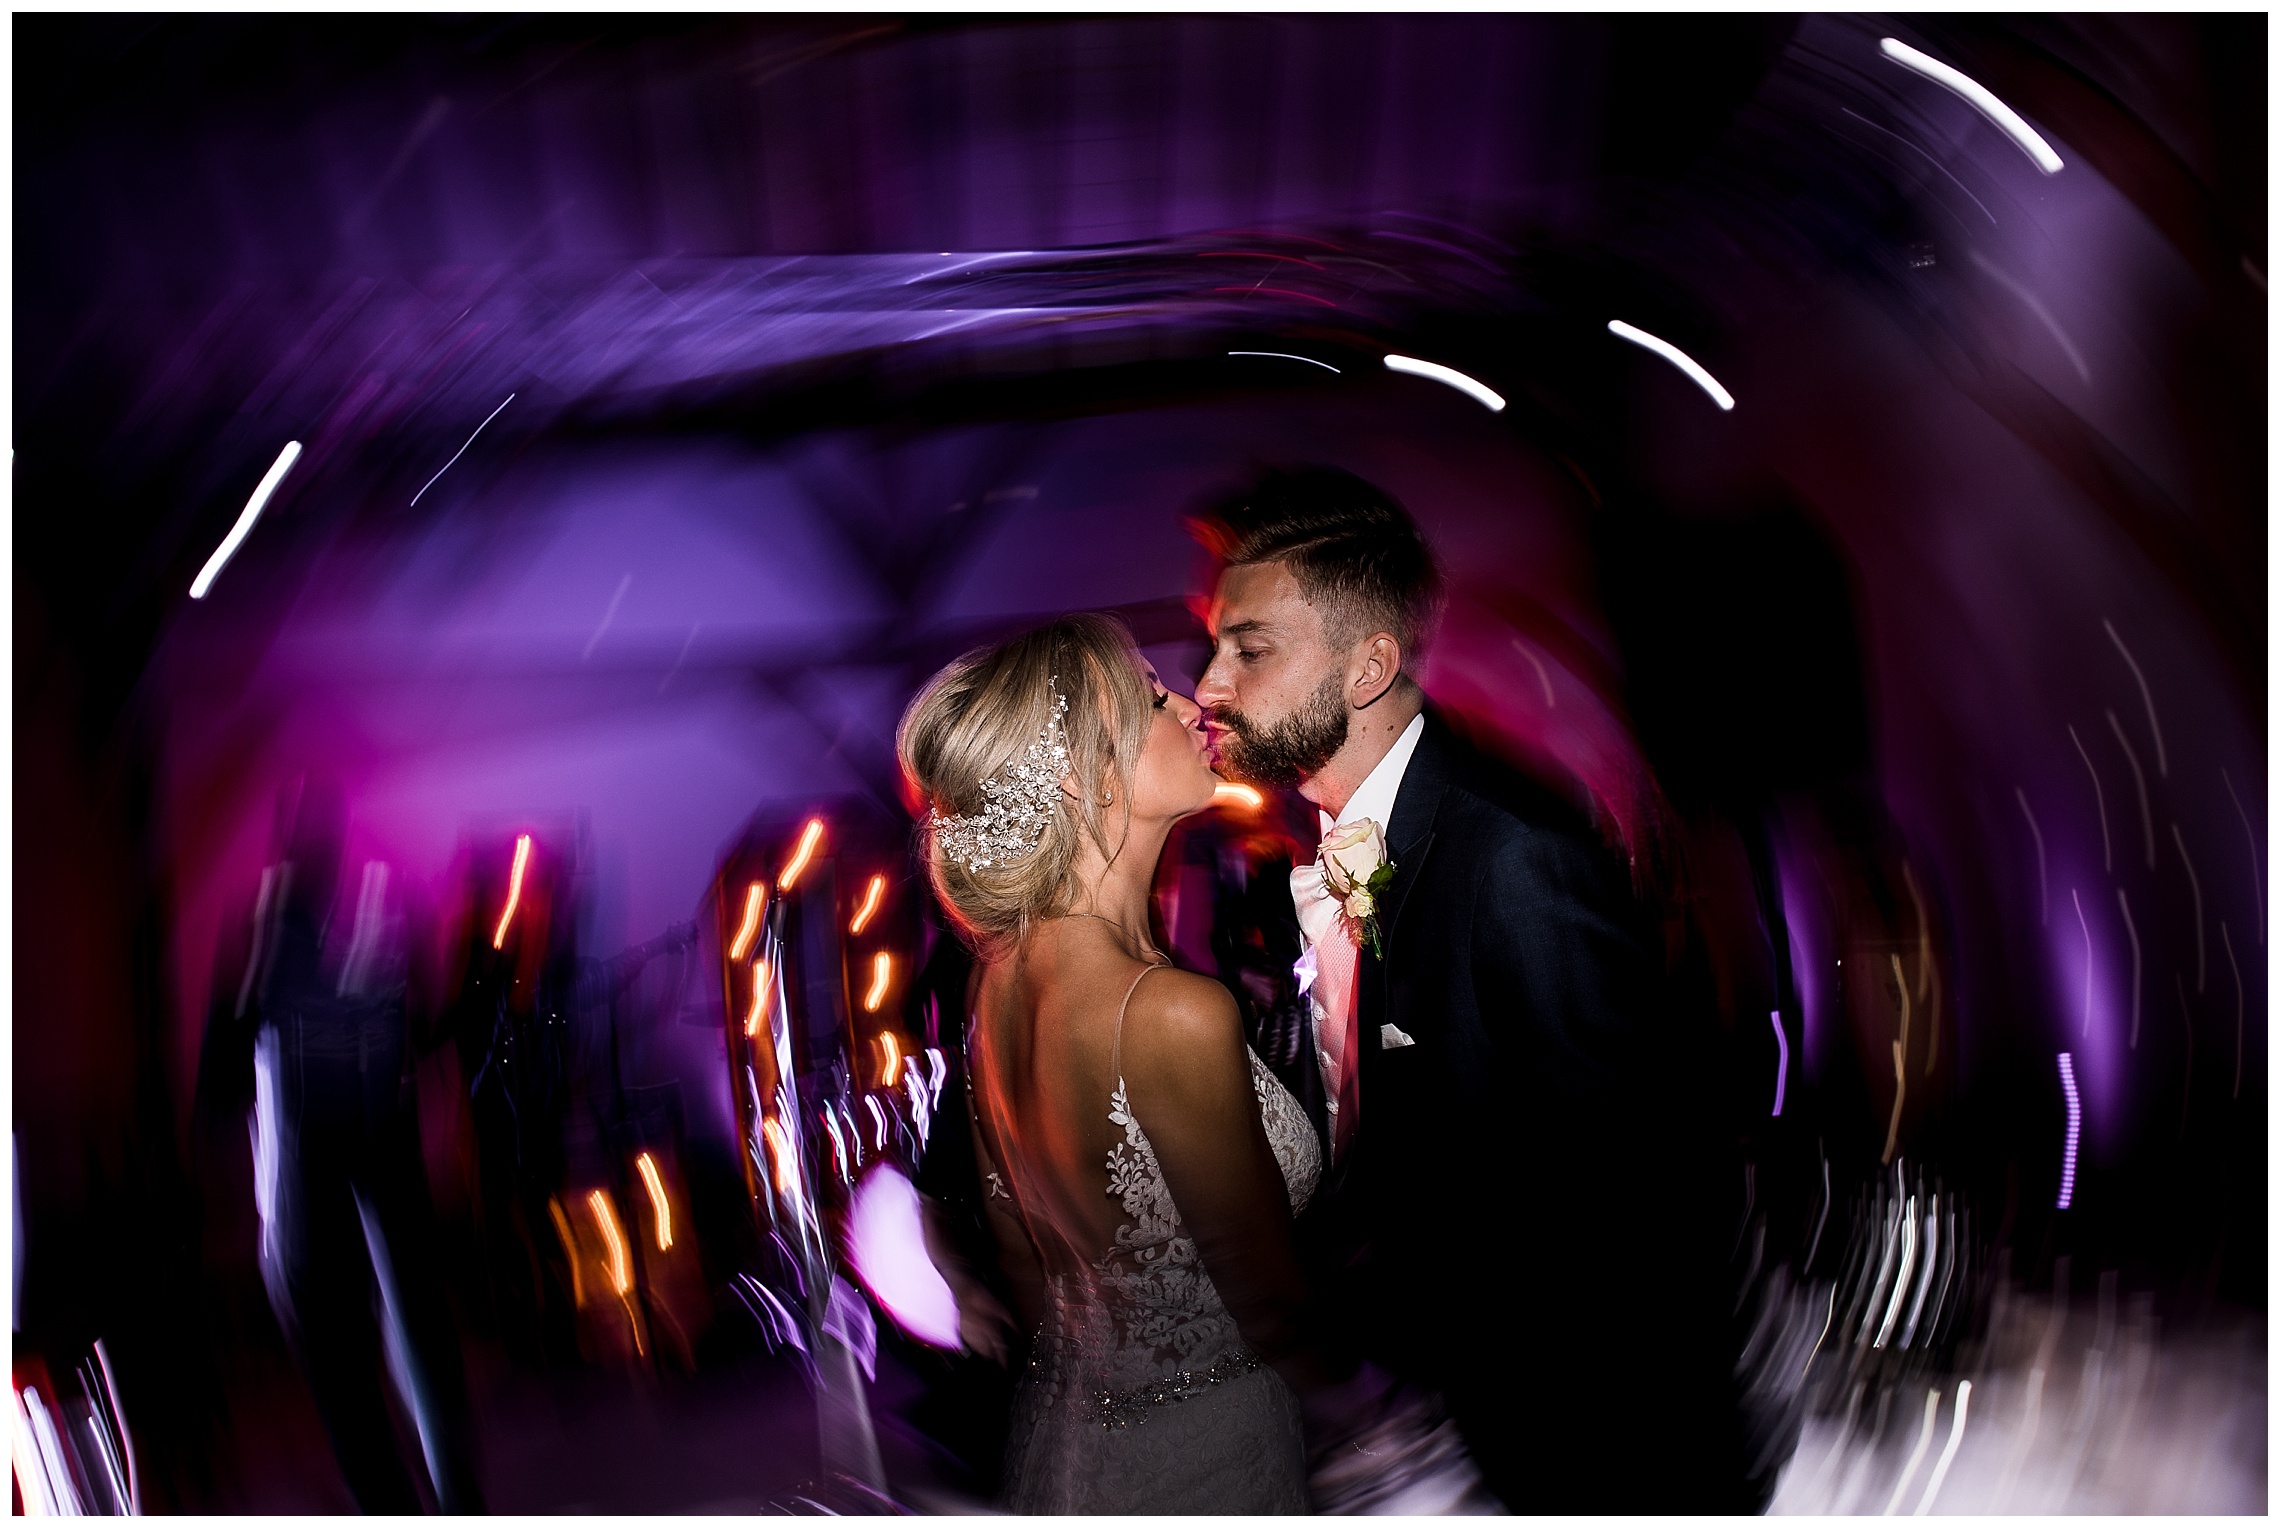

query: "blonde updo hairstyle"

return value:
[896, 614, 1155, 956]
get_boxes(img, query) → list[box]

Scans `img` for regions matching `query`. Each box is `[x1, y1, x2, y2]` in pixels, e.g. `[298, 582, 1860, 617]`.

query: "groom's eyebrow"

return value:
[1221, 618, 1272, 638]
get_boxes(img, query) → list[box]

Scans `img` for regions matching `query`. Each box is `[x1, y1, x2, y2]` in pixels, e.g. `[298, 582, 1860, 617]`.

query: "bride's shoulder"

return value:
[1121, 968, 1244, 1065]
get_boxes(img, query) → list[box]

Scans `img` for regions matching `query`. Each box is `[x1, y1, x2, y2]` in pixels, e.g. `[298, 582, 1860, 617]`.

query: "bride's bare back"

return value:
[966, 920, 1306, 1329]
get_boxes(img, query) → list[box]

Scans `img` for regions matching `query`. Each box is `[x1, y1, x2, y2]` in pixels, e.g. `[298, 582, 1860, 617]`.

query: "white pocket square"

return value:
[1379, 1023, 1416, 1049]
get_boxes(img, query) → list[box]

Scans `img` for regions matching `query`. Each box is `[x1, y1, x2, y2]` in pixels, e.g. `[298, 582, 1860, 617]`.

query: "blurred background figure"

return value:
[196, 775, 485, 1512]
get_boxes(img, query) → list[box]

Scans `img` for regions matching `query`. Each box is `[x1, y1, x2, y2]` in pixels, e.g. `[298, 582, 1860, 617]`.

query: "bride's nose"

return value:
[1168, 690, 1204, 727]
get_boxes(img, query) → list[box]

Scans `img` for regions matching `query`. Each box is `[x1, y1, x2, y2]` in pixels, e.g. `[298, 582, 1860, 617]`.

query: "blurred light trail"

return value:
[636, 1152, 672, 1251]
[844, 1165, 961, 1351]
[547, 1199, 586, 1307]
[409, 392, 514, 507]
[14, 1385, 57, 1515]
[878, 1029, 901, 1087]
[588, 1190, 631, 1296]
[762, 1118, 798, 1195]
[746, 958, 772, 1037]
[2016, 788, 2048, 927]
[1882, 953, 1911, 1164]
[492, 834, 532, 949]
[188, 440, 301, 599]
[864, 1095, 888, 1152]
[1914, 1379, 1972, 1515]
[2220, 922, 2242, 1098]
[1879, 37, 2064, 174]
[1967, 249, 2092, 384]
[2069, 725, 2112, 872]
[1836, 106, 1997, 225]
[2171, 823, 2206, 991]
[2056, 1053, 2081, 1208]
[1382, 353, 1505, 411]
[581, 573, 631, 662]
[1874, 1193, 1919, 1348]
[863, 953, 893, 1014]
[925, 1048, 947, 1107]
[2106, 711, 2156, 869]
[728, 882, 766, 961]
[1882, 1387, 1942, 1514]
[1770, 1009, 1790, 1116]
[849, 874, 886, 935]
[2117, 888, 2142, 1049]
[1514, 640, 1555, 707]
[2103, 621, 2166, 775]
[1228, 350, 1340, 372]
[779, 818, 824, 890]
[2072, 889, 2095, 1038]
[2220, 769, 2262, 942]
[1605, 321, 1734, 410]
[1213, 782, 1264, 810]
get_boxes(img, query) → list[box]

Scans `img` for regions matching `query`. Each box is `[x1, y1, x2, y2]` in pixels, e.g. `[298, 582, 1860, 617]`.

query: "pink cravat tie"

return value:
[1291, 860, 1363, 1163]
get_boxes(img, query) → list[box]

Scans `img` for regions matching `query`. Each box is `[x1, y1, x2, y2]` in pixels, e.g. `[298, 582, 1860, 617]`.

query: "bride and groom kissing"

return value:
[902, 468, 1753, 1513]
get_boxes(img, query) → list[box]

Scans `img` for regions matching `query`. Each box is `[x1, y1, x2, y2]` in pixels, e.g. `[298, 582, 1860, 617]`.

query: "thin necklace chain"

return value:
[1059, 910, 1169, 965]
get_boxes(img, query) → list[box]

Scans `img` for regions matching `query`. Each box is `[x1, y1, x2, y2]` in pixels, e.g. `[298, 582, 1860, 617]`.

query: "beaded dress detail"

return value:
[999, 964, 1319, 1513]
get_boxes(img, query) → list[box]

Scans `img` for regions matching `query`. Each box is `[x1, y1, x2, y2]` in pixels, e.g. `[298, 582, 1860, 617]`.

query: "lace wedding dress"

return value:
[995, 964, 1322, 1513]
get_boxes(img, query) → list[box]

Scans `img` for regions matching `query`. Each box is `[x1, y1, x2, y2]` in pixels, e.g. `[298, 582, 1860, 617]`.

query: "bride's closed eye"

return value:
[1151, 688, 1170, 710]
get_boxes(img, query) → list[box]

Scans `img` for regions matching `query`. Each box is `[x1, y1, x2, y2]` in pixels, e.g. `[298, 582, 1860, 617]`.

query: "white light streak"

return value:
[2016, 788, 2048, 927]
[1913, 1378, 1971, 1515]
[1882, 1387, 1942, 1515]
[492, 835, 533, 950]
[1606, 321, 1735, 410]
[1874, 1194, 1918, 1349]
[410, 392, 515, 507]
[1382, 354, 1505, 411]
[2056, 1052, 2080, 1209]
[2072, 888, 2095, 1038]
[1229, 350, 1341, 372]
[2106, 710, 2155, 869]
[2103, 620, 2165, 775]
[1879, 38, 2064, 175]
[2070, 725, 2111, 872]
[189, 441, 301, 599]
[2173, 823, 2206, 992]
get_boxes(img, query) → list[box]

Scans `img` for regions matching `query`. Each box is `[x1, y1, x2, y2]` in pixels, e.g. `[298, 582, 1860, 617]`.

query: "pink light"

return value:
[727, 882, 766, 962]
[843, 1164, 961, 1351]
[1770, 1009, 1790, 1117]
[2055, 1052, 2080, 1210]
[778, 818, 824, 891]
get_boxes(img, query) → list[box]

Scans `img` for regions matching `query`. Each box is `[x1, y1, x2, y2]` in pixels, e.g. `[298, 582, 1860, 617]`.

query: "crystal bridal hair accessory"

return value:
[931, 685, 1071, 871]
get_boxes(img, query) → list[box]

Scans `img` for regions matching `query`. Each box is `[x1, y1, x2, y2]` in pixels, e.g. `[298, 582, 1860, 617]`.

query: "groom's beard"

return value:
[1209, 672, 1349, 790]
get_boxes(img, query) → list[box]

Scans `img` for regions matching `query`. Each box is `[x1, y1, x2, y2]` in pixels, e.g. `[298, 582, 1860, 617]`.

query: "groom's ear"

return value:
[1348, 631, 1405, 710]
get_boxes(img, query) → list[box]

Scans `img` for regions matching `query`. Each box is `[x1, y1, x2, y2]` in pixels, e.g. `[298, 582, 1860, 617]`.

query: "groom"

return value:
[1192, 468, 1751, 1513]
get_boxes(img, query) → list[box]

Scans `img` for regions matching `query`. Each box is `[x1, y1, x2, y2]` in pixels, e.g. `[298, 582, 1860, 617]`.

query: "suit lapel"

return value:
[1358, 713, 1451, 1040]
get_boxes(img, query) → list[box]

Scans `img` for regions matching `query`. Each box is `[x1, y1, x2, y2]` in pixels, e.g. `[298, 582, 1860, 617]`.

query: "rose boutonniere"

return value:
[1318, 819, 1397, 959]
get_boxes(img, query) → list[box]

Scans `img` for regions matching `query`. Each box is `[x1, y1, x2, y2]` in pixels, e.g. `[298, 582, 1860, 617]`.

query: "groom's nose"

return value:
[1194, 650, 1236, 710]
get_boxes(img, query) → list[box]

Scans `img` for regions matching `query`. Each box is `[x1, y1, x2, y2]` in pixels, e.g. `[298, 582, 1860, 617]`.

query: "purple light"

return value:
[842, 1164, 960, 1351]
[1770, 1008, 1790, 1117]
[2055, 1052, 2081, 1210]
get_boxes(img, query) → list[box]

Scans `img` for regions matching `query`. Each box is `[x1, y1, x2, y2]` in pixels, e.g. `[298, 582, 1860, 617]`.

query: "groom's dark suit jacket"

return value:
[1299, 709, 1751, 1512]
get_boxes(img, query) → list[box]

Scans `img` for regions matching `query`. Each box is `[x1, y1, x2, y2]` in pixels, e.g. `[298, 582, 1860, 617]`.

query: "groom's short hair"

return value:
[1191, 466, 1443, 655]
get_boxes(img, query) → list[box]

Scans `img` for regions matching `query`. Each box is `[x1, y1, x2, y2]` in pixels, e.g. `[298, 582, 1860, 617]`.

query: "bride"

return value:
[898, 613, 1323, 1513]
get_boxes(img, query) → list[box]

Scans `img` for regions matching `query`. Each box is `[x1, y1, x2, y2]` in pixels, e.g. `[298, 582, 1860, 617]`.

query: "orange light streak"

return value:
[745, 959, 772, 1037]
[1213, 782, 1264, 811]
[849, 874, 886, 935]
[492, 834, 532, 948]
[635, 1153, 672, 1252]
[588, 1189, 631, 1296]
[777, 819, 824, 891]
[761, 1117, 797, 1194]
[727, 882, 766, 961]
[863, 952, 893, 1014]
[546, 1198, 585, 1307]
[878, 1029, 902, 1088]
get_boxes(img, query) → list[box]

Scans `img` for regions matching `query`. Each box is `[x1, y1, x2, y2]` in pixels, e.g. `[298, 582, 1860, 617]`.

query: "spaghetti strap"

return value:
[1106, 960, 1169, 1087]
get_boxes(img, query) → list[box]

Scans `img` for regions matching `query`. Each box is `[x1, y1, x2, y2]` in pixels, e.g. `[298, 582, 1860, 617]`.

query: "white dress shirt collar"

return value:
[1319, 712, 1426, 839]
